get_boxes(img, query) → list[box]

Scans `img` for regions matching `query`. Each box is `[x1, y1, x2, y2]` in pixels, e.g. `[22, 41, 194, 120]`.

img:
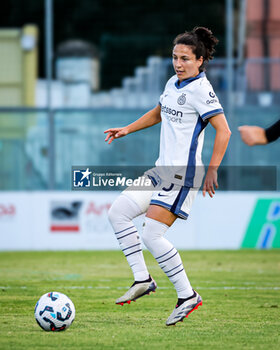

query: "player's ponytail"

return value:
[192, 26, 218, 62]
[173, 26, 219, 72]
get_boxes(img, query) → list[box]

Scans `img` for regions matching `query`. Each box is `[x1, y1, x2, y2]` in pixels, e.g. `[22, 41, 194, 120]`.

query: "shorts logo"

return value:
[209, 91, 215, 98]
[73, 168, 92, 187]
[177, 93, 186, 105]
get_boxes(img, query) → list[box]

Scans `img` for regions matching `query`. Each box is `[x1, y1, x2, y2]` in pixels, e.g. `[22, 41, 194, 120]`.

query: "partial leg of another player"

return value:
[142, 204, 202, 326]
[108, 193, 157, 305]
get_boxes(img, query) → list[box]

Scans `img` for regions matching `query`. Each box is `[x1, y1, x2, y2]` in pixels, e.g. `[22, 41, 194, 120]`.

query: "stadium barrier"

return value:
[0, 191, 279, 250]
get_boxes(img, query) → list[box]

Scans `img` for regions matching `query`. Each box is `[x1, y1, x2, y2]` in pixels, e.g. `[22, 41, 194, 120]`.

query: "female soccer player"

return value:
[104, 27, 231, 326]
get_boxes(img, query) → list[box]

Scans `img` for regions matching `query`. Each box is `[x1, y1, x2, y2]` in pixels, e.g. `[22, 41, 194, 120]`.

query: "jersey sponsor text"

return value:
[161, 105, 183, 118]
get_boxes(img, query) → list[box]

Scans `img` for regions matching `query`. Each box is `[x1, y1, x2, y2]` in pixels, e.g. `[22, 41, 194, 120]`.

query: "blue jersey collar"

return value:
[175, 71, 205, 89]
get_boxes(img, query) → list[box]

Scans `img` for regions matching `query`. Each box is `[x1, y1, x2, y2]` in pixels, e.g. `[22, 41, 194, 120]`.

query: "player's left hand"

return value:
[202, 168, 218, 198]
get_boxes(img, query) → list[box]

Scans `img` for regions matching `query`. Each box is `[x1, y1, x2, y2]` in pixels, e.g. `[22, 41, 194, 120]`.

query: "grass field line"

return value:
[1, 285, 280, 290]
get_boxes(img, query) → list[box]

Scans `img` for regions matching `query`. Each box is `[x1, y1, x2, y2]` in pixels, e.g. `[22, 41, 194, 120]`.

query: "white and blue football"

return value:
[34, 292, 75, 331]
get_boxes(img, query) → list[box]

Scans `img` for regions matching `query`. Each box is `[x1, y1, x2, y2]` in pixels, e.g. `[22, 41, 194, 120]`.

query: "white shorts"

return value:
[122, 174, 199, 220]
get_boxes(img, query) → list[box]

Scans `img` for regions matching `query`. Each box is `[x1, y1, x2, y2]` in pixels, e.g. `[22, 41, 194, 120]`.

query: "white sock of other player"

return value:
[142, 217, 193, 299]
[108, 194, 150, 281]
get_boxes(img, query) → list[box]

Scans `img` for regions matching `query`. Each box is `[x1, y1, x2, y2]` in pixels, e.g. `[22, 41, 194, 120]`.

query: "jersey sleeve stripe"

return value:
[201, 108, 224, 120]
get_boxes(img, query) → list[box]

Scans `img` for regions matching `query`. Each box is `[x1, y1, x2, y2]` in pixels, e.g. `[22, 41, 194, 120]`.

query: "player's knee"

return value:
[107, 205, 114, 225]
[142, 216, 169, 247]
[108, 195, 131, 225]
[108, 201, 121, 224]
[141, 217, 159, 250]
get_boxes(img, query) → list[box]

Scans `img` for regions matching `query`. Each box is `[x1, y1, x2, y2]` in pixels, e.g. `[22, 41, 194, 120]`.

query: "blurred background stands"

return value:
[0, 0, 279, 190]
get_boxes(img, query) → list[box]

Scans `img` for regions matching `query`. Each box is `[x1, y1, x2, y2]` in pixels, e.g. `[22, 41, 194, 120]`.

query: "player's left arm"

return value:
[203, 113, 231, 198]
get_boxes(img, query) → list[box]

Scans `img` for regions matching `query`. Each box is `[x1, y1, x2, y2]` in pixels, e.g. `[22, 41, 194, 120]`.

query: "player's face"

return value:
[172, 44, 203, 81]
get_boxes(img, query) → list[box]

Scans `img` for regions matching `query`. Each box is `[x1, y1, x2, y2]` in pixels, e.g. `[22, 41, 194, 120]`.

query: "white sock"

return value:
[142, 217, 193, 298]
[108, 194, 150, 281]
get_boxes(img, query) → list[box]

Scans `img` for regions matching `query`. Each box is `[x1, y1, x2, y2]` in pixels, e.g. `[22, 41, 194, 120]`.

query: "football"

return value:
[34, 292, 75, 331]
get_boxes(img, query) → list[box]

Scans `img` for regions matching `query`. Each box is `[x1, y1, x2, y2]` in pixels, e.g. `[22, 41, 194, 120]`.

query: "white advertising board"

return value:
[0, 191, 279, 251]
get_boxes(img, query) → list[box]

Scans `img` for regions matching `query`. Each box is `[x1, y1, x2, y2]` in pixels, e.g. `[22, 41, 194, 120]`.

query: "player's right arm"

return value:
[104, 104, 161, 144]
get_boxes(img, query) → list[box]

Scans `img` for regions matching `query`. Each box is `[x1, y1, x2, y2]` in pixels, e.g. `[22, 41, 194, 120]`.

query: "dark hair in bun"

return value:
[173, 26, 219, 72]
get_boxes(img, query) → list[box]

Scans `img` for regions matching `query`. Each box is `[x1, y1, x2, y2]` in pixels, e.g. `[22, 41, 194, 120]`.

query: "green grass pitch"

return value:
[0, 250, 279, 350]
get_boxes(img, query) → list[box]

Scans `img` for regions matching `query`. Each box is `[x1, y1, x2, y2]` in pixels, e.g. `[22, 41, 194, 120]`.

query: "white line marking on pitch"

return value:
[1, 286, 280, 290]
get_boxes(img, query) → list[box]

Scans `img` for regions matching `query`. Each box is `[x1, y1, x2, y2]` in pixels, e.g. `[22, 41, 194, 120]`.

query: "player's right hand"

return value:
[104, 127, 129, 144]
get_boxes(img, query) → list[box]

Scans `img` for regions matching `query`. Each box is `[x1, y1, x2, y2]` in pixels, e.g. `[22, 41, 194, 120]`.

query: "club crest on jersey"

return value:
[177, 93, 186, 105]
